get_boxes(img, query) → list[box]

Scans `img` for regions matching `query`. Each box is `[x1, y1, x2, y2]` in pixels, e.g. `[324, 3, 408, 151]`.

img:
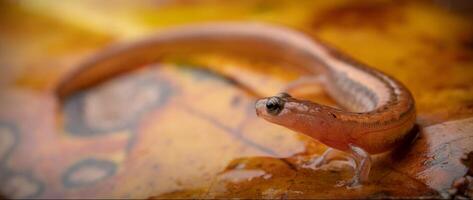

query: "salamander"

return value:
[56, 23, 416, 187]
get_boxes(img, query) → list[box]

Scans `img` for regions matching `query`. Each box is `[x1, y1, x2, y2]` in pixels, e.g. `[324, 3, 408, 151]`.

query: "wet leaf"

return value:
[0, 0, 472, 199]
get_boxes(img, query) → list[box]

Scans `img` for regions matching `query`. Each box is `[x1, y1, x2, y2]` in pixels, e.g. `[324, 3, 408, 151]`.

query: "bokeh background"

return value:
[0, 0, 472, 198]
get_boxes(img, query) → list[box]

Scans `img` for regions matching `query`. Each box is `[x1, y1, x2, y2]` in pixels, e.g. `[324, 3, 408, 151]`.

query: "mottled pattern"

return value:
[62, 158, 117, 188]
[63, 70, 172, 136]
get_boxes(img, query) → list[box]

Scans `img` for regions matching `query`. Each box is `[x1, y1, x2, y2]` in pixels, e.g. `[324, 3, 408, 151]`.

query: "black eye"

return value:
[266, 97, 283, 115]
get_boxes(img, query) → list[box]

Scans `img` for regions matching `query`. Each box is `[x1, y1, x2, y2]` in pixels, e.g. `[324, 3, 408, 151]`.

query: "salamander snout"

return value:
[255, 93, 301, 131]
[255, 98, 269, 116]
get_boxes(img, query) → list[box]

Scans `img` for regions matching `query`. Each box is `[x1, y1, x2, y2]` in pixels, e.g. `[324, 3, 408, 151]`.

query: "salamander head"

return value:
[255, 92, 306, 128]
[256, 92, 339, 146]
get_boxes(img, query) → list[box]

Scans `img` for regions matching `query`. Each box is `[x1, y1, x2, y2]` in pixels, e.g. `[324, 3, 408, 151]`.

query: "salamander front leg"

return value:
[337, 144, 372, 188]
[303, 147, 349, 169]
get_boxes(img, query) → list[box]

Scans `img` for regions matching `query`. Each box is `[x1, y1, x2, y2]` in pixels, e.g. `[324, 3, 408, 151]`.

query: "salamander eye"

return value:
[266, 97, 284, 115]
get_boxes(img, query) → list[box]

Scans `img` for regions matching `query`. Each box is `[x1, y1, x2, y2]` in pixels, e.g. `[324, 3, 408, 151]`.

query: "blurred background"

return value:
[0, 0, 472, 198]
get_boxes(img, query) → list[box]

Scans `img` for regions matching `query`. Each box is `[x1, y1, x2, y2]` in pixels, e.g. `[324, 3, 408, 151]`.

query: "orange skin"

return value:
[56, 23, 416, 187]
[255, 93, 416, 155]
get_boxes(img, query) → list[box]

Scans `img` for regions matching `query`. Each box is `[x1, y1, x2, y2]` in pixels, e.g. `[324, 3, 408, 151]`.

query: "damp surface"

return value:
[0, 0, 473, 199]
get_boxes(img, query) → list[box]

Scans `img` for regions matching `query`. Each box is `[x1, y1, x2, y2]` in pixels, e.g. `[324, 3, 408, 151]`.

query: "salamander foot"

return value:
[336, 144, 372, 188]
